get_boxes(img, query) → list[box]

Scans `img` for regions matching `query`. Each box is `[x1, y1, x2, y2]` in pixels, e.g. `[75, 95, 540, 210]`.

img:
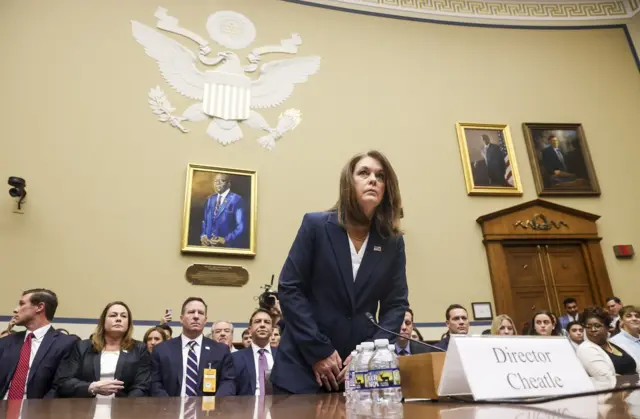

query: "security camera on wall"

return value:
[8, 176, 27, 214]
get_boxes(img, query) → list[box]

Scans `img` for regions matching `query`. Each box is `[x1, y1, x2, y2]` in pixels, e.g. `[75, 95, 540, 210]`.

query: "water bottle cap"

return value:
[356, 345, 362, 351]
[374, 338, 389, 347]
[361, 342, 375, 350]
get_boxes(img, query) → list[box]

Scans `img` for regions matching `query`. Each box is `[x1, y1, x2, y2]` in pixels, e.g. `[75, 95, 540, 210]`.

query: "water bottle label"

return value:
[367, 368, 401, 388]
[354, 372, 368, 390]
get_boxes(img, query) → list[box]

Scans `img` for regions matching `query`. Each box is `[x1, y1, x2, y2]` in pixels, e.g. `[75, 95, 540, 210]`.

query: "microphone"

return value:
[365, 312, 446, 352]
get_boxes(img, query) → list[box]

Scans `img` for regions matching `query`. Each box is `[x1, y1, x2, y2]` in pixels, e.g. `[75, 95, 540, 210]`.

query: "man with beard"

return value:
[229, 309, 278, 395]
[150, 297, 235, 397]
[0, 288, 77, 399]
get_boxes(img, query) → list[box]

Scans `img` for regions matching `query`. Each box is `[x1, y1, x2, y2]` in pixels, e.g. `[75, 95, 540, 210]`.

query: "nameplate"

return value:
[438, 335, 594, 400]
[185, 264, 249, 287]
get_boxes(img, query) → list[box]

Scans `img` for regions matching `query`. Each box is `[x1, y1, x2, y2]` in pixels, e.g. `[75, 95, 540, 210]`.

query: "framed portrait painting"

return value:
[522, 123, 600, 196]
[455, 123, 523, 196]
[181, 164, 257, 256]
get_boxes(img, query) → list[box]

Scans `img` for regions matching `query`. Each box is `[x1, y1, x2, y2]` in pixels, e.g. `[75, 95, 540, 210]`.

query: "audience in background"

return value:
[434, 304, 469, 350]
[143, 326, 169, 353]
[3, 286, 638, 399]
[528, 310, 560, 336]
[241, 329, 252, 348]
[156, 323, 173, 339]
[0, 288, 77, 399]
[549, 313, 564, 336]
[576, 307, 639, 388]
[558, 298, 581, 330]
[606, 296, 623, 331]
[270, 325, 281, 348]
[610, 305, 640, 363]
[230, 309, 276, 396]
[55, 301, 150, 398]
[395, 309, 429, 355]
[566, 320, 584, 350]
[149, 297, 235, 397]
[212, 321, 237, 353]
[491, 314, 516, 336]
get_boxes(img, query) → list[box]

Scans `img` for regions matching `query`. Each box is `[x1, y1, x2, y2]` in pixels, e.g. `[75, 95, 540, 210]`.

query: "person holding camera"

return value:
[270, 150, 409, 394]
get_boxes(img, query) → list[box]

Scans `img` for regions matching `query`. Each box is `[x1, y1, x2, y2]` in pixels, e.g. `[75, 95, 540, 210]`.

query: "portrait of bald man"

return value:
[200, 173, 248, 249]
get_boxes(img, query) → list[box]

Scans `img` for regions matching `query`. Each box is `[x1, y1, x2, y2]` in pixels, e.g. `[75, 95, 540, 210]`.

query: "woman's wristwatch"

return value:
[89, 383, 96, 396]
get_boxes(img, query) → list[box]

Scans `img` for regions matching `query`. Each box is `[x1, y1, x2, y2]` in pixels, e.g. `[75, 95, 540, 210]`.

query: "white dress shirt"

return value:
[217, 188, 230, 206]
[3, 324, 52, 400]
[180, 334, 203, 397]
[348, 234, 369, 281]
[251, 342, 274, 396]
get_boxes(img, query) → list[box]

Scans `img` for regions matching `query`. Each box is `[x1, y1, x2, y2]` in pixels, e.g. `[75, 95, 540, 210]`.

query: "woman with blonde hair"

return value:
[491, 314, 517, 336]
[55, 301, 150, 397]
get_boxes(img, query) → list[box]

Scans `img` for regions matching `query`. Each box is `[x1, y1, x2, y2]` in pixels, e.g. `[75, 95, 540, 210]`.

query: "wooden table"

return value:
[1, 392, 639, 418]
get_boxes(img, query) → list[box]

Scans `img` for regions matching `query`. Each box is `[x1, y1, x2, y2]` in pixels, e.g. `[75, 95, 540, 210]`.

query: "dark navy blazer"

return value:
[149, 336, 235, 397]
[230, 346, 277, 396]
[54, 339, 150, 397]
[271, 211, 409, 394]
[0, 327, 78, 399]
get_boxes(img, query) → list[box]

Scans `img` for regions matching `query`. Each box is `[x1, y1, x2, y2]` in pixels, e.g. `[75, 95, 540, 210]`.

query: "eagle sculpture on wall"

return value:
[131, 8, 321, 150]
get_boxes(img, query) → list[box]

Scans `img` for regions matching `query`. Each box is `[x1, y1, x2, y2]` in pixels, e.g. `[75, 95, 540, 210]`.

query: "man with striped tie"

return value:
[150, 297, 236, 397]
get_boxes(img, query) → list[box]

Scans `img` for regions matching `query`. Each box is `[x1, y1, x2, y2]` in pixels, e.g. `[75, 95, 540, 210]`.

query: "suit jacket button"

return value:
[347, 317, 352, 320]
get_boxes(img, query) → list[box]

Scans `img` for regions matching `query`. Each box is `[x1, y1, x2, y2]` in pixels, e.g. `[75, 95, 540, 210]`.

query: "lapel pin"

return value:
[205, 346, 210, 350]
[373, 246, 382, 252]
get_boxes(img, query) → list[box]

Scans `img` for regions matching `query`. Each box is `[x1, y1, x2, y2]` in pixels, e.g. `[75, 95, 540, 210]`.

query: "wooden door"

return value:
[503, 245, 553, 333]
[541, 244, 596, 313]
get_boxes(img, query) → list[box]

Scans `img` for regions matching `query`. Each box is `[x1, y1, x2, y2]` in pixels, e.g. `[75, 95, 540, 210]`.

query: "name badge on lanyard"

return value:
[203, 368, 217, 393]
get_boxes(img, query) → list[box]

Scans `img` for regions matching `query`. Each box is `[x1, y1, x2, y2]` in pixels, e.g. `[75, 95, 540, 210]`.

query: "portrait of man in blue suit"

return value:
[200, 173, 248, 249]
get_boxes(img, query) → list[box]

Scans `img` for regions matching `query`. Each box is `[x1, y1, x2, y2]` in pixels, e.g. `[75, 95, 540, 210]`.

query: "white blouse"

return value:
[97, 351, 120, 399]
[348, 234, 369, 281]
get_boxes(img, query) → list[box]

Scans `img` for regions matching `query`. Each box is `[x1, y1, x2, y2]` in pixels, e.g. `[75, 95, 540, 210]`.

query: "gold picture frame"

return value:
[455, 122, 523, 196]
[522, 123, 601, 196]
[181, 164, 257, 257]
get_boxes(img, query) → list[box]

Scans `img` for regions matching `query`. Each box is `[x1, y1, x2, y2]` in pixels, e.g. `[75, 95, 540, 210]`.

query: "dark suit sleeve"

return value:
[374, 236, 409, 342]
[126, 343, 151, 397]
[150, 346, 169, 397]
[44, 335, 79, 398]
[54, 340, 93, 398]
[278, 214, 335, 366]
[215, 352, 236, 396]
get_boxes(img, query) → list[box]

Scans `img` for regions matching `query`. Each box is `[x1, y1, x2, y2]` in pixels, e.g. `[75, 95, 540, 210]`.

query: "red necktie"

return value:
[7, 333, 33, 400]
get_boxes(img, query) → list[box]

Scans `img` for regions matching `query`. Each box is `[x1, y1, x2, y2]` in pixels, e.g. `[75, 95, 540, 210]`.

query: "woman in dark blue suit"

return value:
[271, 150, 409, 394]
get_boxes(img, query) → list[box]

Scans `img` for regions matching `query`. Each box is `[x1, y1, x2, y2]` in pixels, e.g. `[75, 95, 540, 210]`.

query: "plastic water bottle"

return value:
[344, 348, 359, 403]
[388, 344, 403, 404]
[354, 342, 375, 416]
[369, 339, 403, 418]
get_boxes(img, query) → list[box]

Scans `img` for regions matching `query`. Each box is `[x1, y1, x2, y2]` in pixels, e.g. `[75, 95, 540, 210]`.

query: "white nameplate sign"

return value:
[438, 335, 594, 400]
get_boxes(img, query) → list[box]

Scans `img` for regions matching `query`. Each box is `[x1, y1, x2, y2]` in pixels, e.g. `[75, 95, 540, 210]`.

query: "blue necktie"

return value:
[185, 341, 199, 397]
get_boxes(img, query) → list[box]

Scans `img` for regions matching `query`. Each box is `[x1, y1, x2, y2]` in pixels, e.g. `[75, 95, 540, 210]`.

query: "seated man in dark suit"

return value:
[394, 309, 430, 356]
[0, 288, 78, 399]
[150, 297, 235, 397]
[230, 309, 278, 396]
[434, 304, 469, 351]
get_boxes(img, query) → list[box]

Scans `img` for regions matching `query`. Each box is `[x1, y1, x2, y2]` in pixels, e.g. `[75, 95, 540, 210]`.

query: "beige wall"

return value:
[1, 0, 639, 340]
